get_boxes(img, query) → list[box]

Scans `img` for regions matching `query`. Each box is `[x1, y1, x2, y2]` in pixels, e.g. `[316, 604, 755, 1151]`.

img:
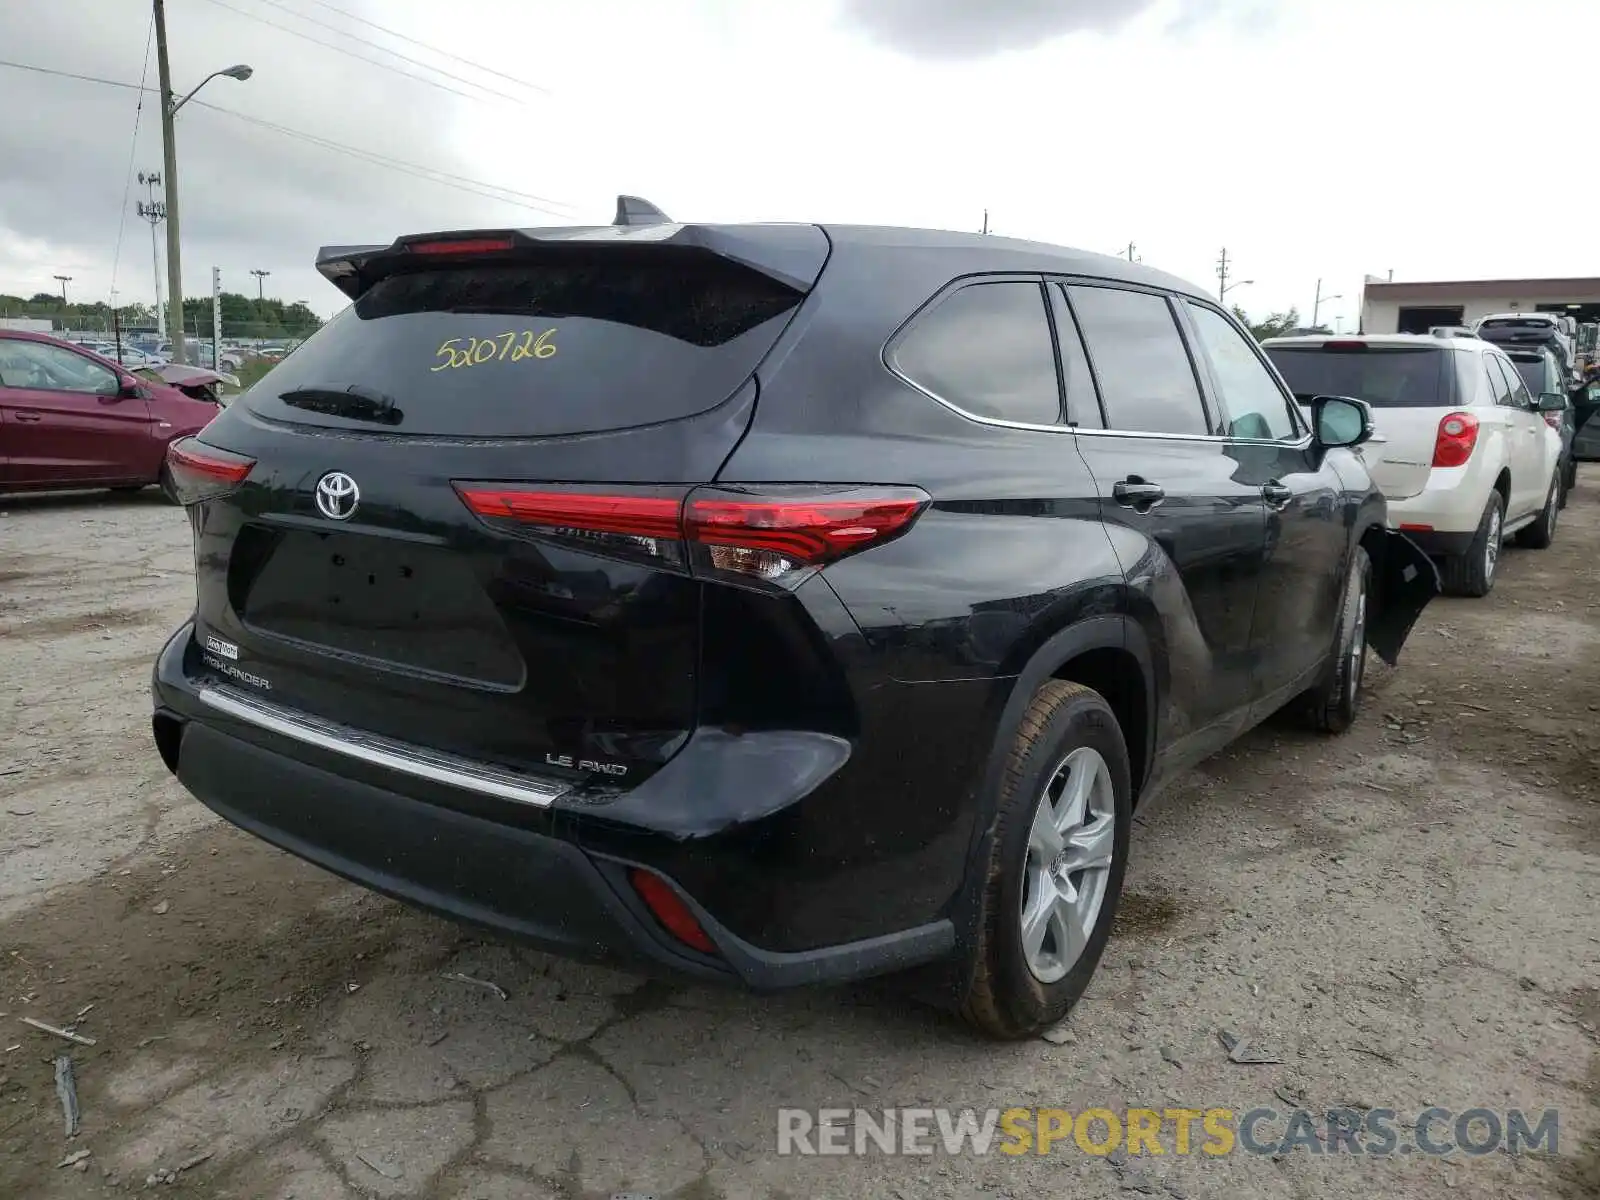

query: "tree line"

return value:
[0, 292, 322, 340]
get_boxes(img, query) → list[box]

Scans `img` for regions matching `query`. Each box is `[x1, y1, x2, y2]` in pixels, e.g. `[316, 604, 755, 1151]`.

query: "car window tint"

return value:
[1485, 356, 1518, 407]
[1068, 285, 1209, 435]
[1048, 284, 1103, 428]
[0, 339, 118, 394]
[1500, 356, 1534, 408]
[1186, 303, 1299, 440]
[893, 281, 1062, 425]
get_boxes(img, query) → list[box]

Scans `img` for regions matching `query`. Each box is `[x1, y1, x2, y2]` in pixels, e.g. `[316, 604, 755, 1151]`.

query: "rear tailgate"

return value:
[183, 227, 828, 784]
[1265, 342, 1452, 500]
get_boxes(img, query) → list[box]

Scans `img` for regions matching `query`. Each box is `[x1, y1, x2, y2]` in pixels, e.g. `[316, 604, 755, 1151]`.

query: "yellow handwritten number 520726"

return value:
[431, 329, 557, 372]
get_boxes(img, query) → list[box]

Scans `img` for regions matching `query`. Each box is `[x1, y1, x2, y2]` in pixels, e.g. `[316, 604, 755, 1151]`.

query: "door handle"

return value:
[1112, 478, 1165, 509]
[13, 411, 42, 423]
[1263, 481, 1294, 507]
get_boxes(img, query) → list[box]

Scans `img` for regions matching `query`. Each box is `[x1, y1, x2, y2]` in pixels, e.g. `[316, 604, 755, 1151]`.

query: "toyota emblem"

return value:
[315, 471, 360, 521]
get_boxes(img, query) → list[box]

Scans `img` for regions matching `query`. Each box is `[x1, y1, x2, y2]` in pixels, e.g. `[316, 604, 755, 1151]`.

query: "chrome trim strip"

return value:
[197, 685, 572, 808]
[887, 362, 1315, 449]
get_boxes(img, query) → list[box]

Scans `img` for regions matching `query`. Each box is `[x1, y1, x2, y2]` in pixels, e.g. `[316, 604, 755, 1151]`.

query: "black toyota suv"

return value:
[151, 200, 1435, 1038]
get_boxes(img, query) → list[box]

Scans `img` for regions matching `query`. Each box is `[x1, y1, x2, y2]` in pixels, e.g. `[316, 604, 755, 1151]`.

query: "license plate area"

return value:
[238, 528, 524, 688]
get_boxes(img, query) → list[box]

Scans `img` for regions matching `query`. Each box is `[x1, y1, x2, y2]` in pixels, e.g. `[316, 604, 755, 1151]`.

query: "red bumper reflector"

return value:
[629, 868, 716, 955]
[1398, 523, 1433, 532]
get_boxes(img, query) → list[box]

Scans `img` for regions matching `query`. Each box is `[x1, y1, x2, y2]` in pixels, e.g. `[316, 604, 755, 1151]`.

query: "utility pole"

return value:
[154, 0, 187, 363]
[981, 209, 989, 235]
[136, 171, 166, 337]
[1216, 247, 1230, 302]
[1127, 242, 1137, 262]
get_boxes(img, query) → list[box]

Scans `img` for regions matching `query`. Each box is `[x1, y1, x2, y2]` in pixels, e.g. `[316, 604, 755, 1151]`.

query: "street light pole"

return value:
[1312, 278, 1343, 331]
[153, 0, 251, 365]
[251, 268, 270, 304]
[54, 275, 71, 307]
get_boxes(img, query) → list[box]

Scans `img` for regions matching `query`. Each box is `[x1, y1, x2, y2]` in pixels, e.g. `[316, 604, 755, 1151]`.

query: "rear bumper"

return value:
[151, 622, 954, 988]
[1384, 462, 1490, 552]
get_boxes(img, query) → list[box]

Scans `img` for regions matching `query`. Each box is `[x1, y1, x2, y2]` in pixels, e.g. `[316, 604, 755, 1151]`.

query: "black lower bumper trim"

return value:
[1398, 528, 1476, 558]
[170, 713, 952, 988]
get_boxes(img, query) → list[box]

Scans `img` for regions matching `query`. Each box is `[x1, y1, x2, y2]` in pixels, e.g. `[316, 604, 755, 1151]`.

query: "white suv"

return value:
[1263, 333, 1564, 597]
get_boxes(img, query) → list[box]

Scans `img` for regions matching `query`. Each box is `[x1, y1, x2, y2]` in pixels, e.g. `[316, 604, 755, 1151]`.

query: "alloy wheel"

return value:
[1020, 746, 1116, 984]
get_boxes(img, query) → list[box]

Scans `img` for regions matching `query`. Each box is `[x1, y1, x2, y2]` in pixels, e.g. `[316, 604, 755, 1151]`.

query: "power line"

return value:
[193, 100, 574, 214]
[0, 58, 146, 92]
[298, 0, 550, 95]
[193, 0, 490, 103]
[0, 60, 575, 216]
[111, 19, 157, 299]
[244, 0, 545, 101]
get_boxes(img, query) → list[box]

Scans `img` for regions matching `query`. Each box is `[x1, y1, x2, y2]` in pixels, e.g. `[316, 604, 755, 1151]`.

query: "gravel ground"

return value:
[1, 477, 1597, 1200]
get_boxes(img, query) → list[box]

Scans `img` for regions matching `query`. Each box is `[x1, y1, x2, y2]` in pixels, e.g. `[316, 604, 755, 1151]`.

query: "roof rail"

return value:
[613, 195, 671, 227]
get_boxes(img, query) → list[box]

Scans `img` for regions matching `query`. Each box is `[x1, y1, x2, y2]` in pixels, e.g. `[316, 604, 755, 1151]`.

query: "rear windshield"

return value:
[1264, 345, 1448, 408]
[242, 253, 805, 437]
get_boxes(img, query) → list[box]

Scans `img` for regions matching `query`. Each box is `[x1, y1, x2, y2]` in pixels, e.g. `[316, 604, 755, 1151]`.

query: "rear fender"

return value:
[1366, 528, 1438, 666]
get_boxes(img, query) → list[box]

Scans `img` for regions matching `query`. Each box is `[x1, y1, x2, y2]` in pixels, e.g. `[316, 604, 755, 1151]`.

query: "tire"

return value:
[1517, 474, 1560, 549]
[957, 680, 1131, 1040]
[1299, 546, 1370, 734]
[1440, 491, 1503, 598]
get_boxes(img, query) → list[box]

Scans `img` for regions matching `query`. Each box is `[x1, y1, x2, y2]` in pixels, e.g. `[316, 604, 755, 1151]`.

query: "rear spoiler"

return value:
[315, 197, 828, 300]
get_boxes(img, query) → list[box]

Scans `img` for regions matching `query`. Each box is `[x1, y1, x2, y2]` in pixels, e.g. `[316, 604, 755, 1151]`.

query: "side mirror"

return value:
[1312, 394, 1374, 448]
[1537, 392, 1567, 413]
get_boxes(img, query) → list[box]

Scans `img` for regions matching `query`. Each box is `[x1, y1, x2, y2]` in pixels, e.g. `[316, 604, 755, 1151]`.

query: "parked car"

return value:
[1504, 346, 1577, 505]
[111, 346, 169, 369]
[1263, 334, 1565, 597]
[1473, 313, 1576, 374]
[150, 216, 1435, 1039]
[0, 330, 221, 497]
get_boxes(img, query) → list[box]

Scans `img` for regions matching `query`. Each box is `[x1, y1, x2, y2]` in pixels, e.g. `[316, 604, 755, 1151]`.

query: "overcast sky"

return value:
[1, 0, 1595, 327]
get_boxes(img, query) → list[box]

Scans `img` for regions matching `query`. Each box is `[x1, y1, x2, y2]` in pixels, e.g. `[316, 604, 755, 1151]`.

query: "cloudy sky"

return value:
[1, 0, 1595, 327]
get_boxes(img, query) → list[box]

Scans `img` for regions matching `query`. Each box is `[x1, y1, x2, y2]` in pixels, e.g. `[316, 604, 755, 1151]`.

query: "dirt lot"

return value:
[1, 479, 1597, 1200]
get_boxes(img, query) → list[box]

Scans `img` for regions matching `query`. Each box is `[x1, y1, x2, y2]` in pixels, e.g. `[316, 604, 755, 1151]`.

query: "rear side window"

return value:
[242, 254, 805, 437]
[1264, 344, 1448, 408]
[1068, 285, 1209, 435]
[892, 281, 1062, 426]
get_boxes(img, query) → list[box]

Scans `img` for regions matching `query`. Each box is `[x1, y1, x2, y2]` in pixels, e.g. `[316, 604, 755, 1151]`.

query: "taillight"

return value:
[684, 487, 928, 585]
[164, 437, 255, 505]
[1431, 412, 1480, 468]
[456, 484, 689, 568]
[1543, 412, 1563, 430]
[453, 483, 930, 588]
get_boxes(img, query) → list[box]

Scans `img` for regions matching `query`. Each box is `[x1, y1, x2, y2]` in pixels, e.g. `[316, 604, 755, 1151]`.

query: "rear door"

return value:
[1060, 281, 1268, 757]
[0, 337, 152, 485]
[1181, 302, 1348, 703]
[1485, 353, 1543, 518]
[185, 233, 824, 782]
[1263, 341, 1454, 500]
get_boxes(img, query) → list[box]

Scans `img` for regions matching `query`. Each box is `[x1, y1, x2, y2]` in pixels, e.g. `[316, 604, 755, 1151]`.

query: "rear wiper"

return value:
[279, 385, 403, 426]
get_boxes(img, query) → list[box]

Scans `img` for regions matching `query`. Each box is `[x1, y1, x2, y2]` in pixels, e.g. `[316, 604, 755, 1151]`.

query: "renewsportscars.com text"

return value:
[776, 1106, 1560, 1158]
